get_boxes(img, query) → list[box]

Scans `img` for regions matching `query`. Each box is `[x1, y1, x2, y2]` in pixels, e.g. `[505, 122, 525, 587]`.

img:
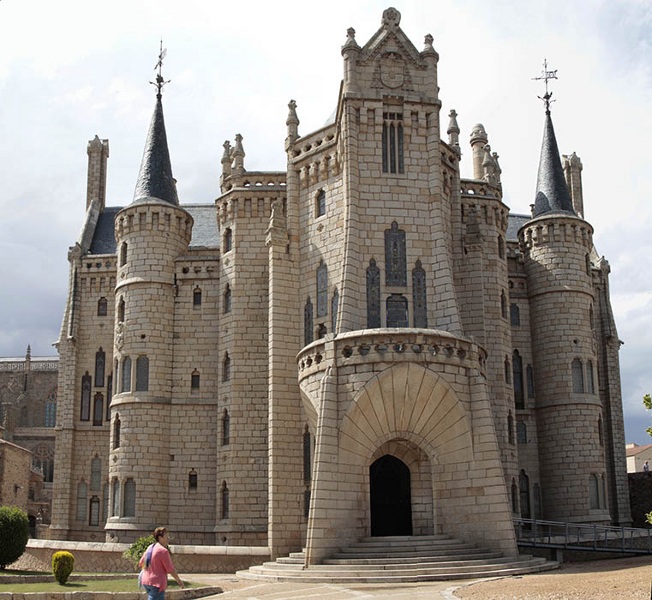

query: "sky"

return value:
[1, 0, 651, 443]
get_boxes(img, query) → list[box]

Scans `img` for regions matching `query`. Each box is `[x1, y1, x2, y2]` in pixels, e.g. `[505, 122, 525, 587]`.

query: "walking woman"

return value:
[139, 527, 184, 599]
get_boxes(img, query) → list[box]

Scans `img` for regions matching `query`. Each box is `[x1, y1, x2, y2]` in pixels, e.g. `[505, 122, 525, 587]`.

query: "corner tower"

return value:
[519, 93, 607, 523]
[106, 70, 193, 540]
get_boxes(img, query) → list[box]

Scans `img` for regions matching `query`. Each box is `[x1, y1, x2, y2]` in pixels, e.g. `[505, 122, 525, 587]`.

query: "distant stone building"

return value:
[0, 349, 58, 529]
[49, 7, 630, 562]
[626, 443, 652, 473]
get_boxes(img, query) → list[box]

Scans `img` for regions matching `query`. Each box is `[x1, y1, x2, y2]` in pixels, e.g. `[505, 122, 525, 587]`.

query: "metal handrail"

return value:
[514, 518, 652, 554]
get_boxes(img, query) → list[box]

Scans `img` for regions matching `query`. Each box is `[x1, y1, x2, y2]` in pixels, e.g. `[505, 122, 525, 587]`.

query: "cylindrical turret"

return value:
[520, 213, 606, 522]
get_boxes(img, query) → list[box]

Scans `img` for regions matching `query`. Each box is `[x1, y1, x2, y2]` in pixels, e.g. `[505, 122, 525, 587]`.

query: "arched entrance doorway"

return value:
[370, 454, 412, 536]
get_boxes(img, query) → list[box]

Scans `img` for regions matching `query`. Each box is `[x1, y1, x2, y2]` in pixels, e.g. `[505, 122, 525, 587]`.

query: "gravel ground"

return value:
[454, 555, 652, 600]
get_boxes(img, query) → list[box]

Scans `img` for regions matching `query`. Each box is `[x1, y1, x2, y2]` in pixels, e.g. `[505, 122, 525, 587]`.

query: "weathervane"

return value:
[533, 59, 557, 114]
[150, 40, 170, 98]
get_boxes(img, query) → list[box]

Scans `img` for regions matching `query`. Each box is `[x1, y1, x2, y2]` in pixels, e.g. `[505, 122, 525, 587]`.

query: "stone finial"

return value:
[482, 144, 500, 186]
[221, 140, 233, 178]
[286, 100, 299, 143]
[470, 124, 488, 179]
[342, 27, 360, 52]
[422, 33, 438, 59]
[382, 7, 401, 29]
[26, 345, 31, 360]
[447, 109, 460, 147]
[233, 133, 245, 175]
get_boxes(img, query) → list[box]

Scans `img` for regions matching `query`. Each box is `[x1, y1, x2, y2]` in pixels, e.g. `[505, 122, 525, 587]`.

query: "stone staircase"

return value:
[238, 534, 558, 583]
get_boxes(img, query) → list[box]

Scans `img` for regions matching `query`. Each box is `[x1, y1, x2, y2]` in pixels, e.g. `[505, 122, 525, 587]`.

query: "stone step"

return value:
[239, 557, 557, 583]
[324, 550, 505, 565]
[237, 535, 559, 583]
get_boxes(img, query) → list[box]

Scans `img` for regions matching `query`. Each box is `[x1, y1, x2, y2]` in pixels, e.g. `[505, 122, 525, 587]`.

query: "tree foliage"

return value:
[0, 506, 29, 569]
[122, 535, 155, 568]
[644, 394, 652, 437]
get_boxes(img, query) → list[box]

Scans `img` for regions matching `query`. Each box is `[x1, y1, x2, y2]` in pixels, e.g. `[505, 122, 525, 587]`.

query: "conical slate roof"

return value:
[532, 111, 575, 217]
[132, 95, 179, 206]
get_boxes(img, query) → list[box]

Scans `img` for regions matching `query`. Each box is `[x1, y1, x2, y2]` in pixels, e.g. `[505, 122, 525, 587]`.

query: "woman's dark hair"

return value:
[153, 527, 167, 541]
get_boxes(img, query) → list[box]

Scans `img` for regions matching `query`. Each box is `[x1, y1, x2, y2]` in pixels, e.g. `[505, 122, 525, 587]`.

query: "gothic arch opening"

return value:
[370, 454, 412, 536]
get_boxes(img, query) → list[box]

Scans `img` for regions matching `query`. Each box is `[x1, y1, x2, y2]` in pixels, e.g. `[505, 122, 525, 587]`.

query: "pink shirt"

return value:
[140, 543, 175, 591]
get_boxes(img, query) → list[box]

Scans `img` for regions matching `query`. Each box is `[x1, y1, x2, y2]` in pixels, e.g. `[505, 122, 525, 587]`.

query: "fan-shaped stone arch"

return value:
[340, 363, 472, 466]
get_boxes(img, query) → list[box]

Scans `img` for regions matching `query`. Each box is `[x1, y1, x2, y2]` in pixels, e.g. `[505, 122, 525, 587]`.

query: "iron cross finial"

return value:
[150, 40, 170, 98]
[533, 58, 558, 114]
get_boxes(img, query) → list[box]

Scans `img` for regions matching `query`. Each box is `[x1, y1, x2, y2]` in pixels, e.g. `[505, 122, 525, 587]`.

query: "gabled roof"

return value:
[626, 443, 652, 457]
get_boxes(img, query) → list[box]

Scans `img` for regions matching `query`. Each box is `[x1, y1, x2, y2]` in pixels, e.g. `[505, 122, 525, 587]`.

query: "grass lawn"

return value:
[0, 578, 196, 593]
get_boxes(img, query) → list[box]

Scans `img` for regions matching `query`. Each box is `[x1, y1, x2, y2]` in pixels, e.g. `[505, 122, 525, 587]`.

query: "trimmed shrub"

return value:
[0, 506, 29, 569]
[123, 534, 155, 568]
[52, 551, 75, 585]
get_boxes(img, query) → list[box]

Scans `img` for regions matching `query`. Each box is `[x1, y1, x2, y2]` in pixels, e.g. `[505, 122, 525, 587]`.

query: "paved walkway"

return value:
[184, 574, 482, 600]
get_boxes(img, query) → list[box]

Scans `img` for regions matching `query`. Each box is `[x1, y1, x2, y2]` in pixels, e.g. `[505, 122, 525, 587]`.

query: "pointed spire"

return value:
[532, 110, 575, 217]
[531, 59, 573, 217]
[132, 44, 178, 206]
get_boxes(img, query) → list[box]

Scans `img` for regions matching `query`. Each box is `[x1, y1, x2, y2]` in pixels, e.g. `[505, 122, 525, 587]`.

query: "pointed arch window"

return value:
[191, 369, 200, 390]
[315, 189, 326, 218]
[223, 353, 231, 382]
[111, 478, 120, 517]
[304, 297, 314, 346]
[113, 414, 121, 450]
[223, 227, 233, 253]
[123, 478, 136, 517]
[89, 496, 100, 526]
[316, 261, 328, 317]
[385, 221, 407, 286]
[519, 470, 531, 519]
[95, 348, 105, 388]
[517, 421, 528, 444]
[45, 388, 57, 428]
[511, 478, 518, 513]
[222, 409, 230, 446]
[93, 393, 104, 426]
[587, 360, 595, 394]
[193, 287, 202, 307]
[76, 481, 87, 521]
[526, 365, 535, 398]
[135, 356, 149, 391]
[90, 456, 102, 491]
[382, 111, 404, 174]
[510, 303, 520, 326]
[81, 372, 92, 421]
[331, 288, 339, 334]
[97, 297, 108, 317]
[598, 415, 604, 446]
[106, 374, 112, 420]
[221, 482, 230, 519]
[223, 284, 232, 313]
[501, 291, 507, 319]
[513, 350, 524, 409]
[118, 297, 125, 323]
[572, 358, 585, 393]
[188, 469, 198, 490]
[121, 357, 132, 393]
[504, 357, 511, 385]
[119, 242, 128, 267]
[366, 259, 381, 328]
[412, 260, 427, 328]
[508, 411, 515, 445]
[386, 294, 408, 327]
[32, 444, 54, 482]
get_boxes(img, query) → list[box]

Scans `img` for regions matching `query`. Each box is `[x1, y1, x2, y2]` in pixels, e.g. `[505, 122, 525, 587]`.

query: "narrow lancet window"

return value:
[366, 259, 381, 328]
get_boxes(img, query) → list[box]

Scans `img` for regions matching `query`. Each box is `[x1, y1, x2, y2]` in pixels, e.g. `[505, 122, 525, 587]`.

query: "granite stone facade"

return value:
[49, 7, 630, 564]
